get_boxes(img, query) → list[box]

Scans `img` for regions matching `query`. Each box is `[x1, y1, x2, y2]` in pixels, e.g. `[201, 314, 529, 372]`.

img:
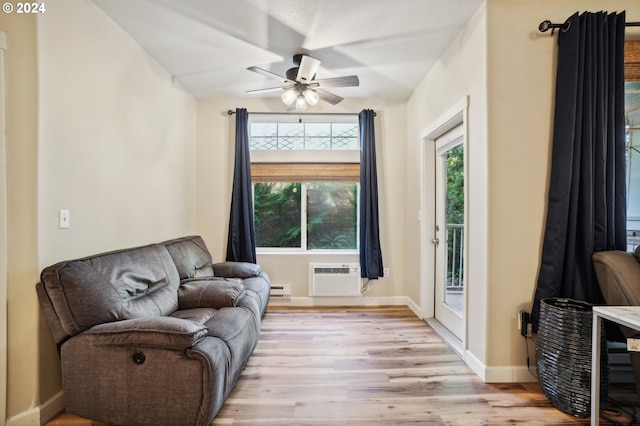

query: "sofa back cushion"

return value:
[39, 244, 180, 342]
[161, 235, 214, 279]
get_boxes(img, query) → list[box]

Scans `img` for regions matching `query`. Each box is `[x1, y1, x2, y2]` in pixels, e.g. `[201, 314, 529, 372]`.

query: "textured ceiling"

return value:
[92, 0, 484, 101]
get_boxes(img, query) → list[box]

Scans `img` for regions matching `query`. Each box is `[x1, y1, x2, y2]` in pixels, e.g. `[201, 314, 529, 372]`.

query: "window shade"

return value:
[626, 41, 640, 81]
[251, 163, 360, 182]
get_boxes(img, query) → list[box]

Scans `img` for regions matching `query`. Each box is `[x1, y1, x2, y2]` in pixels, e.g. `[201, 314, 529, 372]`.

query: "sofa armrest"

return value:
[212, 261, 261, 278]
[85, 317, 207, 350]
[593, 250, 640, 306]
[178, 279, 246, 309]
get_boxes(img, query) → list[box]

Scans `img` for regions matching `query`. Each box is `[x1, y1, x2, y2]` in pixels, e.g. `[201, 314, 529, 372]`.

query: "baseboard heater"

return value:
[270, 284, 291, 298]
[309, 263, 362, 297]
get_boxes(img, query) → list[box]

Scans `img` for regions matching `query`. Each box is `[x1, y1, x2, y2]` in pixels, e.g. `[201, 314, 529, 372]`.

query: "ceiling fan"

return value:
[246, 54, 359, 110]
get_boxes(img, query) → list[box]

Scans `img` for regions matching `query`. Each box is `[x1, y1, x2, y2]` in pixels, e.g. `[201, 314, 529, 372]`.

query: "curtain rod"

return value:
[227, 110, 376, 117]
[538, 19, 640, 33]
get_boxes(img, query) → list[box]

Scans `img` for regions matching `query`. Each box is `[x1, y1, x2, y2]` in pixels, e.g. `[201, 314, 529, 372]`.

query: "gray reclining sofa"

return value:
[36, 235, 270, 426]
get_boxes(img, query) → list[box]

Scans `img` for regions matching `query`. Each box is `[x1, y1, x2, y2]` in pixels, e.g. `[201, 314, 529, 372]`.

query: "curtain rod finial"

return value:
[227, 109, 235, 115]
[538, 19, 571, 33]
[539, 20, 552, 32]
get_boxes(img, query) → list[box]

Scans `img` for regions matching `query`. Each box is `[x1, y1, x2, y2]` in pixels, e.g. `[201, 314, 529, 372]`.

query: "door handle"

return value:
[432, 238, 439, 246]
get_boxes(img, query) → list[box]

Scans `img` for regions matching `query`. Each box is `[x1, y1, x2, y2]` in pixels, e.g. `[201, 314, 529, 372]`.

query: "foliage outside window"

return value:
[254, 182, 358, 250]
[445, 145, 464, 225]
[445, 144, 464, 286]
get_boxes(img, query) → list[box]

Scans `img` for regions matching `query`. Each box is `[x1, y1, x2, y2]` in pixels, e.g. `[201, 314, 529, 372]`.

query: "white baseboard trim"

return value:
[485, 365, 538, 383]
[6, 390, 64, 426]
[39, 390, 65, 425]
[464, 350, 487, 381]
[6, 406, 39, 426]
[464, 350, 537, 383]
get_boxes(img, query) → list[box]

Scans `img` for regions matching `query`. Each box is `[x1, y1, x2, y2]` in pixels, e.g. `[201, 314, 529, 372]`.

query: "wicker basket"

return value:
[535, 298, 608, 418]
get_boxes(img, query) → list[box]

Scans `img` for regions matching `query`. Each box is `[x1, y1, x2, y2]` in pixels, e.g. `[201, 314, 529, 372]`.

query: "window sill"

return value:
[256, 250, 358, 256]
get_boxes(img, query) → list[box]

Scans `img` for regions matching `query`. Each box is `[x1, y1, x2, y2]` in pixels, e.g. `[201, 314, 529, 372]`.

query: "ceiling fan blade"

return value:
[313, 75, 360, 88]
[296, 55, 321, 83]
[246, 86, 288, 94]
[247, 66, 293, 84]
[316, 89, 343, 105]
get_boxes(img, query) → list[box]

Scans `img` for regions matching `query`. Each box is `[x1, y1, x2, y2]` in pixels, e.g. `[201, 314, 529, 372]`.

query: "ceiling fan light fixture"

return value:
[302, 88, 319, 106]
[249, 54, 357, 108]
[295, 95, 308, 111]
[281, 88, 298, 105]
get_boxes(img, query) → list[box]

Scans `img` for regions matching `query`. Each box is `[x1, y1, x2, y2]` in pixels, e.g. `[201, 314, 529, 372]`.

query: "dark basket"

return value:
[535, 298, 608, 418]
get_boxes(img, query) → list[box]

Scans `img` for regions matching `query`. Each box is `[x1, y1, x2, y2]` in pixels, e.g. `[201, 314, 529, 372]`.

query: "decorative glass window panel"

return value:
[304, 123, 331, 150]
[277, 123, 304, 150]
[331, 123, 359, 150]
[249, 120, 358, 151]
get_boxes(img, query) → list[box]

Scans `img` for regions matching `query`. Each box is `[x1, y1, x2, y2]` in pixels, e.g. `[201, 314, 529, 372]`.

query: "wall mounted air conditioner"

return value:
[309, 263, 362, 297]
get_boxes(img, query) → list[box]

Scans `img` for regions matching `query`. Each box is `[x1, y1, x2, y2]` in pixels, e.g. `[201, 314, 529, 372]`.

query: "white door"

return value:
[434, 125, 465, 340]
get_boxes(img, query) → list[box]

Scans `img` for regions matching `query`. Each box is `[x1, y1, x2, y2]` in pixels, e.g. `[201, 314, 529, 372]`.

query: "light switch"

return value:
[59, 210, 70, 229]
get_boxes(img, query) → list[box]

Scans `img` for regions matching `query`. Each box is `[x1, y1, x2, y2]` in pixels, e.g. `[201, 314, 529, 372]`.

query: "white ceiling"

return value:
[92, 0, 484, 102]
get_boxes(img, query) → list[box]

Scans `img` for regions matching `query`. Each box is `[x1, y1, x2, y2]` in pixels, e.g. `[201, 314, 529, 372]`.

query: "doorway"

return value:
[433, 125, 465, 340]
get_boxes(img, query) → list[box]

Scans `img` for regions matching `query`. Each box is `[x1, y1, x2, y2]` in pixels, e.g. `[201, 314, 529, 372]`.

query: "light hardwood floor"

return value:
[46, 306, 639, 425]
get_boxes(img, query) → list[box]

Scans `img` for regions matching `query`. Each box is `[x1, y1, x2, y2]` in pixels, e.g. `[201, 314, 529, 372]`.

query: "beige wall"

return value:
[196, 97, 407, 300]
[0, 10, 39, 421]
[3, 0, 198, 421]
[37, 0, 198, 266]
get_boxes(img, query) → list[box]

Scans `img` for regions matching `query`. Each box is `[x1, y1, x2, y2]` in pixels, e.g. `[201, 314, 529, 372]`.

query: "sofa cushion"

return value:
[39, 244, 180, 338]
[178, 279, 246, 309]
[86, 316, 208, 349]
[162, 236, 214, 279]
[213, 262, 261, 278]
[171, 308, 218, 325]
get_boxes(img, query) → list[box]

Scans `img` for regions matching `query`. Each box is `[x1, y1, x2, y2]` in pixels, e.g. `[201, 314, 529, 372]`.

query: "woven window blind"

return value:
[251, 163, 360, 182]
[626, 41, 640, 81]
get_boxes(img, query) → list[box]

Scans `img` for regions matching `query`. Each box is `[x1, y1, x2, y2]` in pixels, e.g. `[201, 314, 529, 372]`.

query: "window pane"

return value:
[305, 123, 331, 150]
[331, 123, 359, 150]
[254, 183, 302, 248]
[250, 123, 278, 150]
[278, 123, 304, 149]
[307, 183, 357, 250]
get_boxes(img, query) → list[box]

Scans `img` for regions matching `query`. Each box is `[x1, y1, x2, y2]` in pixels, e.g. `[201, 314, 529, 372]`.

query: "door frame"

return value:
[419, 96, 469, 351]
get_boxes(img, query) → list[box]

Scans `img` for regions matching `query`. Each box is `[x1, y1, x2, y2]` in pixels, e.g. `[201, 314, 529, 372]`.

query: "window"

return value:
[249, 115, 360, 251]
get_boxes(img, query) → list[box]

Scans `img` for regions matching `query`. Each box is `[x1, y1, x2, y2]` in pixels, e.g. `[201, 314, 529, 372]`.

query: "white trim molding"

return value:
[0, 30, 8, 426]
[5, 390, 64, 426]
[464, 350, 537, 383]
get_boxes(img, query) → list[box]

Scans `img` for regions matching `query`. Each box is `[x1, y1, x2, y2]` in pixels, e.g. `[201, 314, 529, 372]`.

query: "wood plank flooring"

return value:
[46, 306, 640, 425]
